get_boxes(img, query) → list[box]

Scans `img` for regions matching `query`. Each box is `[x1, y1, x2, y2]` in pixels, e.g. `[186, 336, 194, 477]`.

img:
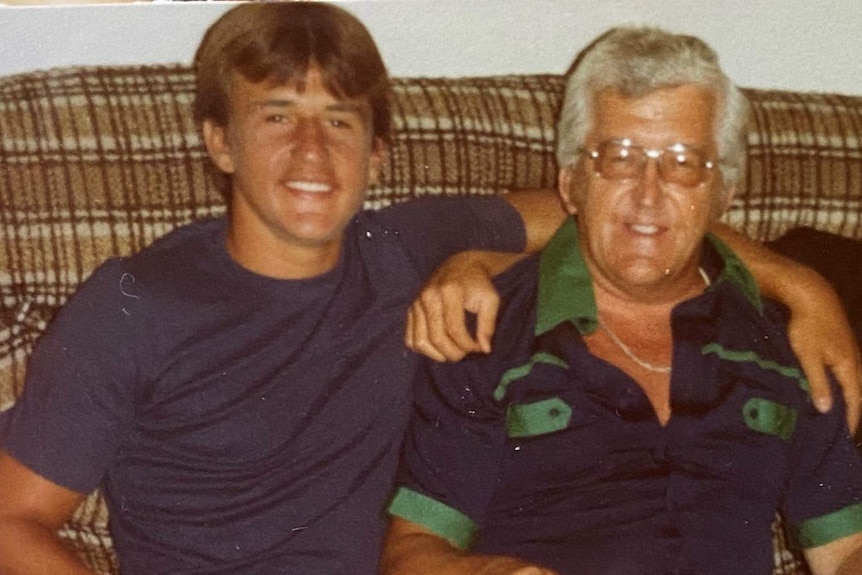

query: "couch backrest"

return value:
[1, 64, 861, 403]
[0, 66, 562, 308]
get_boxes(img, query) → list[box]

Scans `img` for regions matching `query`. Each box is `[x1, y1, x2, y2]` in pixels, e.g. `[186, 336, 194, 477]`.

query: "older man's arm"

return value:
[382, 517, 559, 575]
[804, 532, 862, 575]
[0, 450, 95, 575]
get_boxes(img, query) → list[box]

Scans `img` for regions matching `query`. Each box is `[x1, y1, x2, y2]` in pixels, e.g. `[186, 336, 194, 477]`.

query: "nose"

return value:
[292, 117, 328, 161]
[633, 156, 662, 206]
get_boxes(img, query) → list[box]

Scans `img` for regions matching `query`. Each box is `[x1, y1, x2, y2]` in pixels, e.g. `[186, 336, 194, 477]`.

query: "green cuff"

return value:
[792, 502, 862, 548]
[387, 487, 477, 549]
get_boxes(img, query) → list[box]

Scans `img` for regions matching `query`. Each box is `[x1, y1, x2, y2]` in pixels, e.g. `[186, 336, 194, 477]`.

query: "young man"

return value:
[0, 5, 547, 574]
[384, 27, 862, 575]
[0, 5, 857, 575]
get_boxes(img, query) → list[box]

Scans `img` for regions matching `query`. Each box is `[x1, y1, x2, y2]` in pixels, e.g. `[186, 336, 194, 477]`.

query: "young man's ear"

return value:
[367, 137, 387, 187]
[557, 166, 580, 216]
[202, 119, 236, 175]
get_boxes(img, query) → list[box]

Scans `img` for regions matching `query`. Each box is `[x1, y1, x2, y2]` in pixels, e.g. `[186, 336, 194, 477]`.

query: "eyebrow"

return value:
[250, 99, 370, 115]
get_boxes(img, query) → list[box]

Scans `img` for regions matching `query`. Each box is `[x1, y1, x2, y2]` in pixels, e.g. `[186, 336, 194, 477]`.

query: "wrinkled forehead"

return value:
[589, 85, 718, 147]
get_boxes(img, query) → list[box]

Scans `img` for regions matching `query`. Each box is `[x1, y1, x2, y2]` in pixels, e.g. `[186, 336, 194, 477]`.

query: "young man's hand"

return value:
[406, 251, 525, 362]
[785, 269, 862, 432]
[405, 188, 565, 361]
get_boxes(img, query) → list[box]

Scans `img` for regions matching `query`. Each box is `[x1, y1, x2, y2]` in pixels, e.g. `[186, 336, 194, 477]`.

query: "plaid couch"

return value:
[1, 64, 860, 574]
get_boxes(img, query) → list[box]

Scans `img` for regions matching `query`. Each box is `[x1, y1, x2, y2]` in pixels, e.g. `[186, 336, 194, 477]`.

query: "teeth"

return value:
[630, 224, 659, 234]
[287, 181, 331, 193]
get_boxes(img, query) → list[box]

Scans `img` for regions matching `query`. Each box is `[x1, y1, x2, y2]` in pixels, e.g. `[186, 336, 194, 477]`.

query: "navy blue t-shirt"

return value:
[1, 196, 524, 574]
[390, 219, 862, 575]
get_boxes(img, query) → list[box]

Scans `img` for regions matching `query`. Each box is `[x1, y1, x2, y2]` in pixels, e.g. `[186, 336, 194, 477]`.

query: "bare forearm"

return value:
[455, 250, 529, 279]
[382, 530, 468, 575]
[383, 520, 556, 575]
[836, 545, 862, 575]
[806, 532, 862, 575]
[710, 221, 824, 301]
[0, 519, 94, 575]
[383, 537, 545, 575]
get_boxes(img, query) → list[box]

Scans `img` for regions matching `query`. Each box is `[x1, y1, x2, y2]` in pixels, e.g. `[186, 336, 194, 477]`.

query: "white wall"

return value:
[1, 0, 860, 95]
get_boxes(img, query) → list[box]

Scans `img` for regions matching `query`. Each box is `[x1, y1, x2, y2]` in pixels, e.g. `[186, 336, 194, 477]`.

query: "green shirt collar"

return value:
[534, 218, 763, 337]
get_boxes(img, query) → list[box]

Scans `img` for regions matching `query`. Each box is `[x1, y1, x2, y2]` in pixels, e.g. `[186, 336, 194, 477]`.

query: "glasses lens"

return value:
[594, 141, 641, 180]
[661, 145, 708, 187]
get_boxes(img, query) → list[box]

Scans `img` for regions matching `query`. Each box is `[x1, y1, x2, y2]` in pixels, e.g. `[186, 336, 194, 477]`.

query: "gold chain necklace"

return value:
[597, 267, 711, 375]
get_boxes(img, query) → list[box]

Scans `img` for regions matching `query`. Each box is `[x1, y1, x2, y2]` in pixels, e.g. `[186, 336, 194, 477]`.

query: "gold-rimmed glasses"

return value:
[583, 138, 716, 187]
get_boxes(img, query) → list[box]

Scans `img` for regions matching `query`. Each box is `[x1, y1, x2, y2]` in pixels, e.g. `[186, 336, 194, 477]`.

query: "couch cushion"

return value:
[0, 65, 217, 311]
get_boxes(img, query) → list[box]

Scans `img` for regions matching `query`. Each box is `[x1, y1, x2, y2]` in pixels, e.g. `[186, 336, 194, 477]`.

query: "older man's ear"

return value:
[557, 166, 581, 216]
[711, 182, 737, 222]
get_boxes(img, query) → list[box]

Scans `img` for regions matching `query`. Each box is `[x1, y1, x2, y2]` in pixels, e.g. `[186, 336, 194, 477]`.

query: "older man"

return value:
[384, 27, 862, 575]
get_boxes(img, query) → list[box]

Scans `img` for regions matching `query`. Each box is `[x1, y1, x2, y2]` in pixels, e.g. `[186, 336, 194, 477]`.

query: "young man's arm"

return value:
[382, 517, 558, 575]
[500, 189, 566, 254]
[713, 221, 862, 429]
[0, 450, 94, 575]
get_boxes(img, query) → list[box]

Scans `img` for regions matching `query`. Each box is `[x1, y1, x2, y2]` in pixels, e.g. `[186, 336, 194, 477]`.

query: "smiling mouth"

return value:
[286, 180, 332, 194]
[629, 223, 662, 235]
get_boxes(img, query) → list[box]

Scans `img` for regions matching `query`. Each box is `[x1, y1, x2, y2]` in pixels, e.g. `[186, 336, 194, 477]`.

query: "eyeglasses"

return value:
[583, 138, 716, 187]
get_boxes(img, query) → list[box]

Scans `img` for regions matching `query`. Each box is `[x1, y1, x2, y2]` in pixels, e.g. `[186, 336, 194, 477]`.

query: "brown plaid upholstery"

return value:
[737, 89, 862, 241]
[3, 64, 859, 574]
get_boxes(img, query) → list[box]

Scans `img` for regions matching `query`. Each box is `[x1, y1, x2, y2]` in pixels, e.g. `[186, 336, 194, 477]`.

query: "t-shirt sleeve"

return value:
[388, 353, 508, 549]
[782, 382, 862, 548]
[373, 195, 526, 280]
[1, 259, 141, 493]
